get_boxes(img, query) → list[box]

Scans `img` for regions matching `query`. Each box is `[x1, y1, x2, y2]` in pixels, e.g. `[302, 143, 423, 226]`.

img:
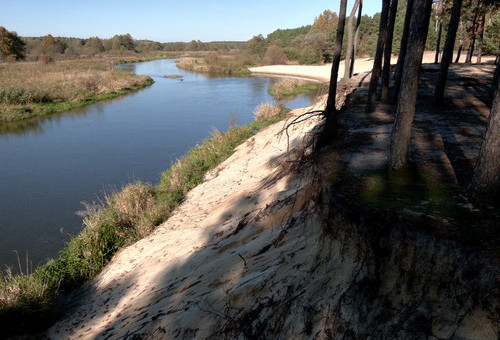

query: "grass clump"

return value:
[0, 102, 290, 337]
[268, 78, 318, 100]
[176, 52, 252, 76]
[0, 60, 153, 121]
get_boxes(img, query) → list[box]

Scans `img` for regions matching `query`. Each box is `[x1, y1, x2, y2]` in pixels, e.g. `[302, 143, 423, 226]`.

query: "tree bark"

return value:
[389, 0, 433, 169]
[435, 22, 443, 63]
[344, 0, 360, 79]
[467, 61, 500, 204]
[435, 0, 463, 105]
[393, 0, 414, 101]
[465, 10, 478, 63]
[382, 0, 399, 101]
[476, 14, 485, 64]
[366, 0, 391, 113]
[350, 0, 363, 77]
[324, 0, 348, 118]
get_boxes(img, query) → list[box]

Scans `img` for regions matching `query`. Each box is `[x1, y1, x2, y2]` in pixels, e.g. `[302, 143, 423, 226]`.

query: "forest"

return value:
[1, 0, 498, 65]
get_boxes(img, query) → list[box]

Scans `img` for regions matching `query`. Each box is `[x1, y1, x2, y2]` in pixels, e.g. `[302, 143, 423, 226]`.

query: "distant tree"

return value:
[381, 0, 399, 101]
[246, 34, 267, 59]
[266, 26, 312, 47]
[366, 0, 390, 113]
[465, 3, 479, 63]
[264, 44, 287, 65]
[350, 0, 363, 77]
[393, 0, 414, 101]
[0, 26, 25, 61]
[433, 1, 446, 63]
[435, 0, 463, 104]
[466, 61, 500, 204]
[310, 9, 339, 34]
[345, 0, 361, 79]
[86, 37, 104, 55]
[389, 0, 433, 169]
[455, 18, 465, 62]
[483, 13, 500, 55]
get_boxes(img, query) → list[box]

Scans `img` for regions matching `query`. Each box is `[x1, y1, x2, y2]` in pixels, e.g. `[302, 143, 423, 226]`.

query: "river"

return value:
[0, 58, 318, 272]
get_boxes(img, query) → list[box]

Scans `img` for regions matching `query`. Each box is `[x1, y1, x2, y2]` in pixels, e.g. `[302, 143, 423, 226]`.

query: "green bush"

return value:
[299, 47, 320, 65]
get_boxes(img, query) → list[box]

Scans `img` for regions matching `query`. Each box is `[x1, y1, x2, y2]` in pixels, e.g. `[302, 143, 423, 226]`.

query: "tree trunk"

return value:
[350, 0, 363, 77]
[324, 0, 348, 118]
[381, 0, 399, 101]
[492, 53, 500, 100]
[366, 0, 391, 113]
[389, 0, 433, 169]
[435, 22, 443, 63]
[467, 61, 500, 204]
[476, 14, 485, 64]
[344, 0, 360, 79]
[465, 11, 478, 63]
[454, 19, 464, 63]
[393, 0, 414, 101]
[435, 0, 463, 105]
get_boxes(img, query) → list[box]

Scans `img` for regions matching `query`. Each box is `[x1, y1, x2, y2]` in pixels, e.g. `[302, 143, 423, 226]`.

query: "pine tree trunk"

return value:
[476, 14, 485, 64]
[455, 44, 463, 62]
[366, 0, 391, 113]
[325, 0, 348, 118]
[467, 62, 500, 204]
[455, 19, 464, 63]
[389, 0, 433, 169]
[381, 0, 399, 101]
[435, 22, 443, 63]
[317, 0, 348, 149]
[435, 0, 463, 105]
[393, 0, 414, 101]
[465, 11, 478, 64]
[350, 0, 363, 77]
[344, 0, 360, 79]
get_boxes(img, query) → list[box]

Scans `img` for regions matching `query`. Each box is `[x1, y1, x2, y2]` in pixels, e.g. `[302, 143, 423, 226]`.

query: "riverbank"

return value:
[45, 60, 500, 338]
[249, 51, 497, 82]
[0, 102, 289, 337]
[0, 59, 153, 122]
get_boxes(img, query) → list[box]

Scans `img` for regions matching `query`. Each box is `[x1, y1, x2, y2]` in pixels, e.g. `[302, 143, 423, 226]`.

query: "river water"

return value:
[0, 59, 317, 272]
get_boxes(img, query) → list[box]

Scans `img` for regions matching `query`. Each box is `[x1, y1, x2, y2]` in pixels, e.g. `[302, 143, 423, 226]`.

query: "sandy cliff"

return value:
[47, 59, 500, 339]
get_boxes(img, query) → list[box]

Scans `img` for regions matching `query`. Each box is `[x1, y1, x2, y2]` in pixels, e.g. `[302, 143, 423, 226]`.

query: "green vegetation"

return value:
[176, 52, 252, 76]
[0, 102, 289, 337]
[0, 59, 153, 121]
[268, 78, 318, 99]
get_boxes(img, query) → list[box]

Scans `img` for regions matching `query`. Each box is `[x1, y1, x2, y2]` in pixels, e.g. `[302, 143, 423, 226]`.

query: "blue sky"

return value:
[1, 1, 381, 42]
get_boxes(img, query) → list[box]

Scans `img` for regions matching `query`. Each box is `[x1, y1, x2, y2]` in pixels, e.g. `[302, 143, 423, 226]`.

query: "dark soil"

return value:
[320, 62, 500, 259]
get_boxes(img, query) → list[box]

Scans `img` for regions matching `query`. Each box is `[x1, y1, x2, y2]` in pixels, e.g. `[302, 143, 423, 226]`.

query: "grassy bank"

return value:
[0, 59, 153, 122]
[0, 102, 289, 337]
[176, 52, 252, 76]
[268, 78, 318, 100]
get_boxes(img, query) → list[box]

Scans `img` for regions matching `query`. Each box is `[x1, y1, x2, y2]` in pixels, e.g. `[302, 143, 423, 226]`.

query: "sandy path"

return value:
[249, 52, 493, 82]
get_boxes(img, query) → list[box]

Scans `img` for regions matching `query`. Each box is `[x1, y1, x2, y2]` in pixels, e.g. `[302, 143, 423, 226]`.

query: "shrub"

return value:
[299, 47, 320, 65]
[254, 102, 288, 122]
[264, 44, 287, 65]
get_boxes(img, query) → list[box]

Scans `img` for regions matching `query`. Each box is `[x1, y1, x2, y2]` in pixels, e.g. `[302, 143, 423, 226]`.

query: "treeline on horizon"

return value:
[1, 0, 499, 65]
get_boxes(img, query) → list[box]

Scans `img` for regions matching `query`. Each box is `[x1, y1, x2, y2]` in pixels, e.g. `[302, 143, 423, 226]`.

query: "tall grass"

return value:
[0, 60, 153, 121]
[0, 102, 289, 337]
[268, 78, 318, 100]
[176, 51, 252, 76]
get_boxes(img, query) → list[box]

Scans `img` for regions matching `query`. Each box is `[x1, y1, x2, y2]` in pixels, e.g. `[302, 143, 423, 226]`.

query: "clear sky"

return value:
[1, 1, 381, 42]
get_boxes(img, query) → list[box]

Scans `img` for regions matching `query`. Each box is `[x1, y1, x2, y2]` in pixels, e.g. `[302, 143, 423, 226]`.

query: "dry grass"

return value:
[0, 59, 152, 121]
[254, 102, 288, 122]
[268, 78, 318, 100]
